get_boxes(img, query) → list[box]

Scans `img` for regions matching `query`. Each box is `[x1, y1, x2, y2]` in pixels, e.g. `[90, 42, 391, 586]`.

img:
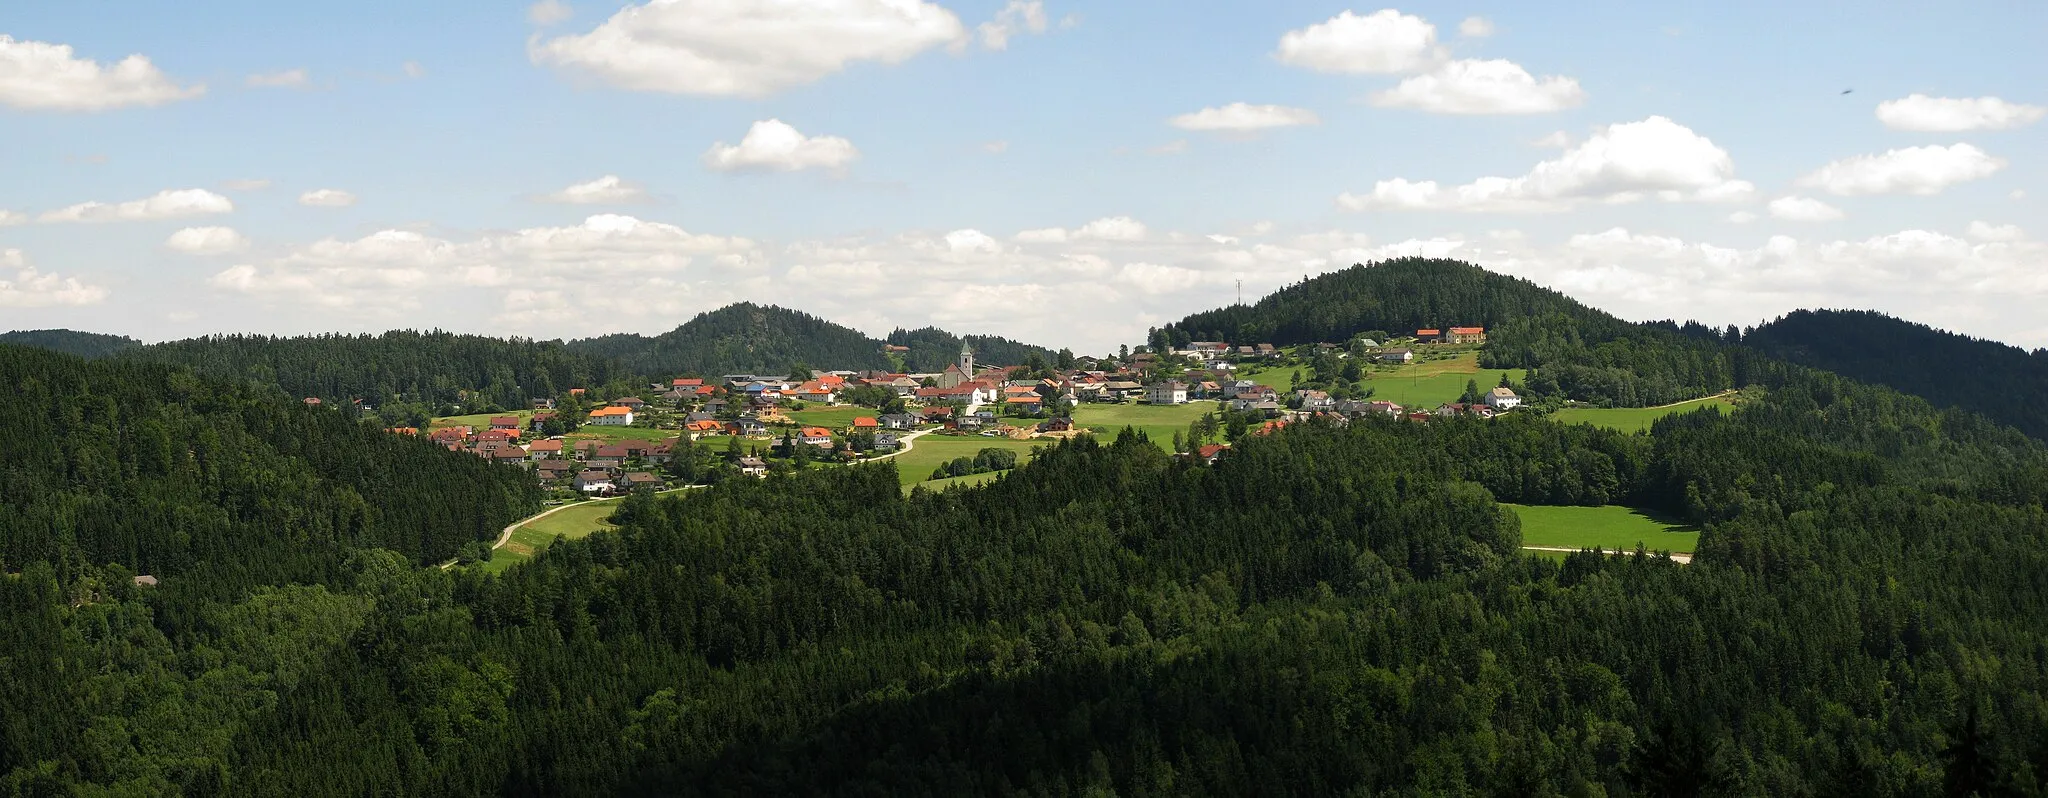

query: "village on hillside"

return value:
[368, 328, 1523, 498]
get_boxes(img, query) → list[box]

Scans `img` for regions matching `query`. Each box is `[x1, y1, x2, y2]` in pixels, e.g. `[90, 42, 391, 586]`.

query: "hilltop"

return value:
[0, 328, 142, 358]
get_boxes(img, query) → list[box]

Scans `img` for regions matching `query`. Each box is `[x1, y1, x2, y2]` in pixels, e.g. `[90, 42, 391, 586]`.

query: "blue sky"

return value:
[1, 1, 2042, 353]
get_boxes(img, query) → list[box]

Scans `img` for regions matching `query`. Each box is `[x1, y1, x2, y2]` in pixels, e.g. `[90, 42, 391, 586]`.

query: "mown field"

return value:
[428, 410, 531, 430]
[887, 435, 1044, 490]
[1360, 352, 1526, 410]
[480, 500, 622, 574]
[1547, 393, 1739, 433]
[1069, 402, 1215, 452]
[1506, 503, 1701, 555]
[780, 406, 872, 430]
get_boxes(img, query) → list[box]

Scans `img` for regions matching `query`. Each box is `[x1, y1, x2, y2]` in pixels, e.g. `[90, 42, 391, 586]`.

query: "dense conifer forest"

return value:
[885, 327, 1059, 372]
[566, 302, 895, 375]
[0, 328, 142, 358]
[1744, 308, 2048, 441]
[6, 262, 2048, 795]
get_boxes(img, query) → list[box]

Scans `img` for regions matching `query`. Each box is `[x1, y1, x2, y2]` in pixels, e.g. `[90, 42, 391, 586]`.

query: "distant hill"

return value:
[569, 303, 894, 376]
[570, 302, 1058, 377]
[1156, 257, 1625, 348]
[0, 328, 142, 358]
[1745, 309, 2048, 440]
[886, 327, 1060, 373]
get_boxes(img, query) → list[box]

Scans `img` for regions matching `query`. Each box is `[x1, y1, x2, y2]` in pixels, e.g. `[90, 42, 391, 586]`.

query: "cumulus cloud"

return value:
[1876, 94, 2045, 132]
[1274, 9, 1443, 74]
[528, 0, 573, 25]
[1967, 221, 2025, 242]
[1531, 131, 1573, 148]
[531, 0, 964, 97]
[0, 35, 204, 110]
[1767, 196, 1844, 222]
[0, 210, 25, 226]
[1338, 116, 1754, 212]
[1074, 216, 1148, 241]
[40, 189, 234, 223]
[298, 189, 358, 207]
[0, 249, 108, 307]
[1728, 211, 1758, 224]
[245, 69, 309, 88]
[1458, 16, 1494, 37]
[1372, 59, 1585, 114]
[977, 1, 1049, 50]
[165, 226, 251, 255]
[1796, 143, 2006, 196]
[703, 120, 859, 173]
[1168, 102, 1320, 132]
[537, 175, 651, 204]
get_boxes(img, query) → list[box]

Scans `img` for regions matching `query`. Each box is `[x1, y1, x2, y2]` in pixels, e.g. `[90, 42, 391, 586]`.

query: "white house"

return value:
[587, 406, 635, 426]
[1147, 381, 1189, 405]
[1484, 387, 1521, 410]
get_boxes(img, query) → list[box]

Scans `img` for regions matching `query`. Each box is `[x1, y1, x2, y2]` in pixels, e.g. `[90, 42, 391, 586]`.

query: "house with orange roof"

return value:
[849, 416, 880, 431]
[386, 427, 419, 436]
[686, 419, 725, 434]
[792, 381, 837, 403]
[1448, 326, 1486, 344]
[587, 405, 635, 426]
[799, 426, 835, 447]
[527, 438, 565, 460]
[489, 416, 521, 431]
[1416, 328, 1442, 341]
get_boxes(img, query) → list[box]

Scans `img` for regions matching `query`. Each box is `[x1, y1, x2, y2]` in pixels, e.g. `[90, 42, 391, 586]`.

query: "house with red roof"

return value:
[849, 416, 880, 432]
[1448, 326, 1486, 344]
[799, 427, 835, 447]
[489, 416, 521, 432]
[1194, 444, 1228, 465]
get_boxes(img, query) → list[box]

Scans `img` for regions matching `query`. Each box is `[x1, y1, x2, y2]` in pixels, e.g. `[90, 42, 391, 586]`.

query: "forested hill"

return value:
[1155, 257, 1625, 348]
[568, 302, 892, 376]
[121, 330, 630, 422]
[1744, 309, 2048, 440]
[0, 328, 142, 358]
[886, 326, 1061, 372]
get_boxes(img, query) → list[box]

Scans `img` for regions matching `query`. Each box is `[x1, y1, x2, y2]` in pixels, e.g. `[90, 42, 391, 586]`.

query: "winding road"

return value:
[441, 427, 939, 570]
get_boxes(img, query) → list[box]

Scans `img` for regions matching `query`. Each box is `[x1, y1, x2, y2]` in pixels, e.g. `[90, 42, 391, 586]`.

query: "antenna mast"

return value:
[1236, 279, 1243, 306]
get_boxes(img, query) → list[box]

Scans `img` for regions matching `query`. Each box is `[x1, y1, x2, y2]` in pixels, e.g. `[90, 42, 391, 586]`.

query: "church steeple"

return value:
[959, 342, 975, 375]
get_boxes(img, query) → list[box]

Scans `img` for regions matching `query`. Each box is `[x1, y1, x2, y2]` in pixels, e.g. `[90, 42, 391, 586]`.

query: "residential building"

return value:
[850, 416, 880, 432]
[799, 426, 835, 447]
[1484, 386, 1521, 410]
[1449, 326, 1487, 344]
[1379, 348, 1415, 364]
[872, 432, 900, 452]
[574, 470, 614, 493]
[736, 457, 769, 476]
[527, 439, 565, 460]
[588, 406, 634, 426]
[726, 418, 768, 437]
[879, 413, 922, 430]
[1194, 444, 1229, 465]
[1037, 417, 1075, 433]
[1295, 389, 1334, 410]
[1416, 328, 1442, 341]
[611, 396, 647, 409]
[623, 472, 663, 491]
[1147, 381, 1189, 405]
[489, 416, 521, 432]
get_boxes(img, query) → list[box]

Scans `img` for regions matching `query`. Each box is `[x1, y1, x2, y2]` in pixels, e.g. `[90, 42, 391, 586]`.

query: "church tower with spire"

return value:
[960, 341, 975, 376]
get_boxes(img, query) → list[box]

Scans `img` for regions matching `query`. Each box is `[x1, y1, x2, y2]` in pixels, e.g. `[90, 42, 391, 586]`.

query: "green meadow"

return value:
[1547, 393, 1738, 433]
[480, 500, 621, 574]
[1361, 352, 1526, 410]
[1506, 504, 1701, 555]
[781, 405, 872, 430]
[887, 435, 1043, 490]
[1070, 401, 1216, 451]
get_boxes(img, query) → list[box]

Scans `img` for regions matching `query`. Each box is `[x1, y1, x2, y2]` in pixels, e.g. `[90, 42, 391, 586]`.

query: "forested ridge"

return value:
[567, 302, 894, 375]
[886, 326, 1059, 372]
[7, 321, 2048, 793]
[0, 328, 142, 358]
[1744, 308, 2048, 440]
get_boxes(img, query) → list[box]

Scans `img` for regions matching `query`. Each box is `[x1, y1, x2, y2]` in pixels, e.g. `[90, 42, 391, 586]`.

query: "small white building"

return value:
[1484, 386, 1521, 410]
[1147, 381, 1189, 405]
[588, 406, 635, 426]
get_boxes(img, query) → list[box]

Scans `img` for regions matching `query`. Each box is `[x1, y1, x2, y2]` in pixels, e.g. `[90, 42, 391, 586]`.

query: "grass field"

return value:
[1507, 504, 1700, 555]
[887, 435, 1044, 489]
[429, 410, 531, 430]
[1235, 366, 1297, 393]
[479, 500, 622, 574]
[564, 425, 680, 443]
[1070, 402, 1215, 451]
[780, 406, 872, 430]
[914, 470, 1011, 494]
[1362, 352, 1526, 409]
[1548, 393, 1738, 434]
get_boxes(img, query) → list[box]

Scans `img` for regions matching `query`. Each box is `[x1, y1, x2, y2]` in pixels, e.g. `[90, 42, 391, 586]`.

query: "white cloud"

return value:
[1796, 143, 2006, 196]
[1274, 9, 1443, 74]
[1531, 131, 1573, 148]
[0, 210, 25, 226]
[528, 0, 573, 25]
[0, 35, 205, 111]
[40, 189, 234, 223]
[245, 69, 309, 88]
[1767, 196, 1844, 222]
[1728, 211, 1758, 224]
[1967, 221, 2025, 242]
[0, 249, 108, 307]
[537, 175, 651, 204]
[165, 226, 251, 255]
[942, 229, 1002, 254]
[1458, 16, 1494, 37]
[1014, 227, 1069, 243]
[2013, 189, 2028, 201]
[1338, 116, 1754, 212]
[298, 189, 358, 207]
[703, 120, 859, 173]
[531, 0, 964, 97]
[1168, 102, 1319, 132]
[1876, 94, 2045, 132]
[222, 179, 272, 191]
[1371, 58, 1585, 114]
[1206, 234, 1240, 245]
[983, 140, 1010, 154]
[1075, 216, 1148, 241]
[978, 1, 1049, 51]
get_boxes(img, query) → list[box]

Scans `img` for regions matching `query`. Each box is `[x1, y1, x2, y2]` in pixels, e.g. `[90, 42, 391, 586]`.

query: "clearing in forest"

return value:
[1548, 393, 1738, 434]
[1507, 504, 1700, 556]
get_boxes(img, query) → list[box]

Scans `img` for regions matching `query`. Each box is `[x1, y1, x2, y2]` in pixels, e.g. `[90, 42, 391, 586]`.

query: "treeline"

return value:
[123, 330, 629, 418]
[886, 326, 1059, 372]
[0, 328, 142, 358]
[10, 344, 2048, 792]
[1744, 308, 2048, 441]
[569, 302, 893, 375]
